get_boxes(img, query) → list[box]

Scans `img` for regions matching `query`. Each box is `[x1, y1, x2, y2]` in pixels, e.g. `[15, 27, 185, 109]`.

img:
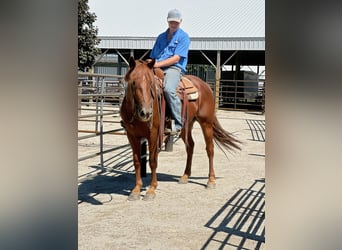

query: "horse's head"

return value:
[124, 56, 156, 122]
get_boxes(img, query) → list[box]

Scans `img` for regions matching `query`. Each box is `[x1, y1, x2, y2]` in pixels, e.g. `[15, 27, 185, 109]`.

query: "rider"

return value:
[150, 9, 190, 134]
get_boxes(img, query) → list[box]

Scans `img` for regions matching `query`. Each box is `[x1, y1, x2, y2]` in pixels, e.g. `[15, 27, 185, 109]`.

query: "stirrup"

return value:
[164, 128, 181, 136]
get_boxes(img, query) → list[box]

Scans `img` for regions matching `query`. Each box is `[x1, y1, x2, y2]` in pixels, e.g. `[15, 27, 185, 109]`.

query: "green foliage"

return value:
[78, 0, 101, 72]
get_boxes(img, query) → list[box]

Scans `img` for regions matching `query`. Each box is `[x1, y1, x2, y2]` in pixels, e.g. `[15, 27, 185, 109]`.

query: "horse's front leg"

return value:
[143, 135, 159, 201]
[127, 137, 143, 201]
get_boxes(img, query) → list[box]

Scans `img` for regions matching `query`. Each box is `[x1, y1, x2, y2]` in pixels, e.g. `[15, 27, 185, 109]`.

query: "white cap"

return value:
[167, 9, 182, 23]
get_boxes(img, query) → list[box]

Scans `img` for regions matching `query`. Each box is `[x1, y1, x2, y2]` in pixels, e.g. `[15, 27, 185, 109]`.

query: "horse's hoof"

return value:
[127, 192, 141, 201]
[142, 192, 156, 201]
[206, 182, 216, 189]
[178, 178, 188, 184]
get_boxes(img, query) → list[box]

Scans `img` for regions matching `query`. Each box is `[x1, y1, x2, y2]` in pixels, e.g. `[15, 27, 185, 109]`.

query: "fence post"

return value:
[78, 81, 82, 116]
[215, 50, 221, 112]
[165, 136, 174, 152]
[99, 76, 105, 172]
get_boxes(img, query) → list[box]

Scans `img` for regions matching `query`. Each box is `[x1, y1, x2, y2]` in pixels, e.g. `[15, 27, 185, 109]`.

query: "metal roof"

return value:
[90, 0, 265, 51]
[98, 36, 264, 51]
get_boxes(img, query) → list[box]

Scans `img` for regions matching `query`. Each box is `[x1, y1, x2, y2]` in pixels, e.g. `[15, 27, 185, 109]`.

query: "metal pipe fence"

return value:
[78, 72, 129, 177]
[207, 79, 265, 112]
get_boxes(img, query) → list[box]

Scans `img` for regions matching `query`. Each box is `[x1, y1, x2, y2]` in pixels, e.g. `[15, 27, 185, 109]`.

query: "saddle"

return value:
[177, 76, 198, 101]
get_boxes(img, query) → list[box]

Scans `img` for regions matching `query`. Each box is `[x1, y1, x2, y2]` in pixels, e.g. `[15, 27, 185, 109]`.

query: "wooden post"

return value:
[215, 50, 221, 112]
[165, 135, 174, 152]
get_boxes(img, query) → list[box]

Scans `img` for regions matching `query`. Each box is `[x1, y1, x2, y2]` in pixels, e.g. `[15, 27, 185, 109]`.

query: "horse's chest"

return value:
[127, 122, 151, 137]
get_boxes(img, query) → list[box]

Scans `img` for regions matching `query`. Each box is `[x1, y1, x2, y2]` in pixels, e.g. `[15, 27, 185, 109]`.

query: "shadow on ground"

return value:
[201, 178, 265, 249]
[78, 168, 213, 205]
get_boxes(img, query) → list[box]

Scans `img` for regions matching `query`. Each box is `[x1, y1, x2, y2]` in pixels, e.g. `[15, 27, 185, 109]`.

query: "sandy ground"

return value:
[78, 105, 265, 250]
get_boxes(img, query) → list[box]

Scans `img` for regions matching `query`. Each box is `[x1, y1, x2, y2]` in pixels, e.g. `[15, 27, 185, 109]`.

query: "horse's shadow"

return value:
[78, 168, 209, 205]
[78, 171, 133, 205]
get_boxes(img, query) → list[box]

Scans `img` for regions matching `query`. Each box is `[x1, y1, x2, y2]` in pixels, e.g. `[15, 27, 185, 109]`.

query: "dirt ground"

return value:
[78, 106, 265, 250]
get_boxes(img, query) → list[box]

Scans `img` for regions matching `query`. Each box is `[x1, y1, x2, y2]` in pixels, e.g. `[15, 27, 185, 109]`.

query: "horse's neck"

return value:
[153, 68, 164, 80]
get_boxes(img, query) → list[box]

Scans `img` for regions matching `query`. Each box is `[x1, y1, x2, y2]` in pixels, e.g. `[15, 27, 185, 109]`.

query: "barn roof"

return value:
[89, 0, 265, 51]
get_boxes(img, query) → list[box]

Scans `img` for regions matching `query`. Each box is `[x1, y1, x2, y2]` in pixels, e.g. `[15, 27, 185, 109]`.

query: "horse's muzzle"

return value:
[138, 106, 153, 122]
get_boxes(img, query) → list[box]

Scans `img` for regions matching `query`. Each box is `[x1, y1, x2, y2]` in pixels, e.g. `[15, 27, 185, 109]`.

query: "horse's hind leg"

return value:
[179, 122, 195, 184]
[200, 122, 216, 188]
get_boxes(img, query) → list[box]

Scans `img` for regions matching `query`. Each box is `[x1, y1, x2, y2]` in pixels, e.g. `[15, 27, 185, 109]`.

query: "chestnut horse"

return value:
[120, 57, 241, 201]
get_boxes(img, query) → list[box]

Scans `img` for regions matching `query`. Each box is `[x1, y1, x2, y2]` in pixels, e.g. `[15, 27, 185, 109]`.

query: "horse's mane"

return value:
[125, 59, 161, 83]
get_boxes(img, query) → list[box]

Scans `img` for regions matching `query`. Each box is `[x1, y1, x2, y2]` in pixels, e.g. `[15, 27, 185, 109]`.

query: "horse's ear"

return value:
[128, 56, 136, 69]
[147, 58, 156, 69]
[125, 56, 136, 82]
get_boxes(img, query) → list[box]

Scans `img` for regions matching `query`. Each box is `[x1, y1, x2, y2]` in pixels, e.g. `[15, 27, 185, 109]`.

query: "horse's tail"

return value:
[213, 116, 242, 152]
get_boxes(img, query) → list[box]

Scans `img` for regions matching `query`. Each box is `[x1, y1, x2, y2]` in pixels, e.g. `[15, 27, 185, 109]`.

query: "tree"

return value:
[78, 0, 101, 72]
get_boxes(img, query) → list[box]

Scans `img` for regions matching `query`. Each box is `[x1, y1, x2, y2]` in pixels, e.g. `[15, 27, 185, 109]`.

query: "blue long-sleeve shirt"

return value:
[150, 28, 190, 73]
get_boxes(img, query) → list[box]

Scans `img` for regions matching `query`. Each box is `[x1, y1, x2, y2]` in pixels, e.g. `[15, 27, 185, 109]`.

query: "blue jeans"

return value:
[163, 67, 182, 130]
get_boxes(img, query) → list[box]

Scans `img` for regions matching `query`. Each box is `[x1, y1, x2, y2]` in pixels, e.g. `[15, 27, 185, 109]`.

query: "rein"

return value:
[154, 74, 166, 150]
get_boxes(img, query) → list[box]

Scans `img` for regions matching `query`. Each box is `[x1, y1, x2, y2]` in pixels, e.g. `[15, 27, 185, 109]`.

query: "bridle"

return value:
[126, 67, 157, 126]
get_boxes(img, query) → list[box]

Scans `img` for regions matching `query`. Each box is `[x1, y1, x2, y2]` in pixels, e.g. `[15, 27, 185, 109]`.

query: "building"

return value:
[90, 0, 265, 110]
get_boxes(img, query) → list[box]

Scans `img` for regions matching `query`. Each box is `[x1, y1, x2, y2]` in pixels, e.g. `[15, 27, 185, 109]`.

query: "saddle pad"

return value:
[177, 77, 198, 101]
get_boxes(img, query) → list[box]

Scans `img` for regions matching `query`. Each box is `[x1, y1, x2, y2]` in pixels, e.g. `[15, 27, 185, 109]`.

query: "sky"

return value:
[88, 0, 199, 36]
[88, 0, 264, 37]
